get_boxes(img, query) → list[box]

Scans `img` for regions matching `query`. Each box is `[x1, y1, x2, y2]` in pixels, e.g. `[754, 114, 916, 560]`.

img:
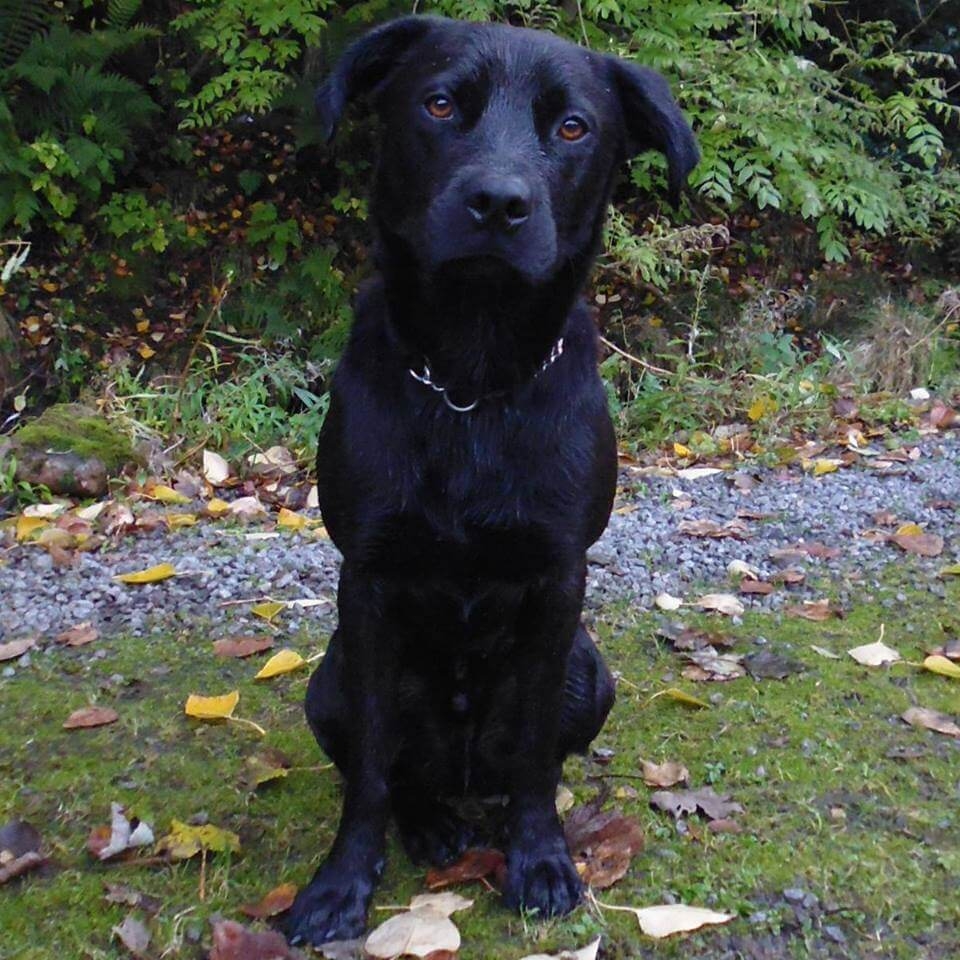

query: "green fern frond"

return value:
[0, 0, 49, 69]
[107, 0, 143, 30]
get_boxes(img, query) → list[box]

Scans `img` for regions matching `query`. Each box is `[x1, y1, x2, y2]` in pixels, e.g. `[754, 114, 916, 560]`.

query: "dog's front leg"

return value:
[288, 564, 396, 946]
[503, 570, 585, 918]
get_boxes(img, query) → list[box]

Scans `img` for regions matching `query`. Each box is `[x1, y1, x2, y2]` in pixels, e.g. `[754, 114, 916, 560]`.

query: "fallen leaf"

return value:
[771, 568, 805, 585]
[364, 906, 461, 958]
[158, 820, 240, 860]
[94, 803, 155, 860]
[921, 655, 960, 679]
[695, 593, 744, 616]
[112, 915, 150, 957]
[209, 919, 299, 960]
[649, 786, 743, 822]
[739, 579, 774, 595]
[939, 563, 960, 578]
[213, 636, 274, 658]
[165, 512, 197, 530]
[646, 688, 710, 709]
[185, 690, 240, 720]
[682, 648, 745, 681]
[519, 937, 601, 960]
[675, 467, 723, 480]
[426, 849, 506, 890]
[901, 706, 960, 738]
[556, 785, 576, 814]
[744, 650, 804, 680]
[203, 450, 231, 486]
[144, 484, 191, 505]
[890, 530, 944, 557]
[0, 821, 45, 884]
[564, 804, 644, 889]
[407, 892, 474, 916]
[254, 649, 307, 679]
[812, 458, 841, 476]
[56, 622, 98, 646]
[103, 884, 162, 914]
[603, 902, 735, 938]
[678, 519, 749, 540]
[23, 502, 68, 518]
[229, 495, 266, 518]
[114, 562, 177, 584]
[277, 507, 308, 530]
[727, 559, 760, 579]
[63, 706, 119, 729]
[654, 593, 683, 611]
[241, 751, 292, 789]
[785, 599, 843, 621]
[848, 640, 901, 666]
[251, 600, 286, 622]
[640, 760, 689, 788]
[0, 636, 36, 662]
[810, 644, 841, 660]
[241, 881, 298, 918]
[15, 515, 48, 541]
[206, 498, 231, 517]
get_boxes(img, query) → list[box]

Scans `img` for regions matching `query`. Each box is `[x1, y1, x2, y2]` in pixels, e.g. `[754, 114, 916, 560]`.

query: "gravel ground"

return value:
[1, 435, 958, 650]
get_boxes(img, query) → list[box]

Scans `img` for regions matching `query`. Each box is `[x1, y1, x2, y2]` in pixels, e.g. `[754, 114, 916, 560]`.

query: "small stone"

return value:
[824, 925, 846, 944]
[783, 887, 806, 903]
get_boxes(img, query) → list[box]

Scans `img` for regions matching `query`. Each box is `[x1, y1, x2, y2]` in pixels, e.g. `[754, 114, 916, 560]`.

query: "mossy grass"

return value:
[1, 572, 958, 958]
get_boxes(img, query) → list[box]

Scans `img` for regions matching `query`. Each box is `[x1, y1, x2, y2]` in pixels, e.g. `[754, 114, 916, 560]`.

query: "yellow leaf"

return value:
[114, 562, 177, 584]
[310, 524, 330, 540]
[747, 396, 777, 422]
[185, 690, 240, 720]
[939, 563, 960, 578]
[145, 484, 191, 504]
[136, 319, 150, 333]
[647, 688, 710, 710]
[673, 442, 691, 458]
[206, 498, 230, 517]
[16, 515, 48, 541]
[251, 600, 286, 622]
[277, 507, 307, 530]
[895, 522, 924, 537]
[922, 655, 960, 679]
[159, 819, 241, 860]
[165, 512, 197, 529]
[813, 459, 839, 476]
[137, 344, 156, 360]
[255, 649, 307, 679]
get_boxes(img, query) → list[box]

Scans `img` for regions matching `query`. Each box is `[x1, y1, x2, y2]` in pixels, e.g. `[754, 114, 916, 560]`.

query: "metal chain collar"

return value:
[408, 337, 565, 413]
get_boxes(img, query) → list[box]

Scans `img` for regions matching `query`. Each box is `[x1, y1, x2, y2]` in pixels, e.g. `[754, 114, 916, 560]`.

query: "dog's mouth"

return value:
[434, 254, 548, 287]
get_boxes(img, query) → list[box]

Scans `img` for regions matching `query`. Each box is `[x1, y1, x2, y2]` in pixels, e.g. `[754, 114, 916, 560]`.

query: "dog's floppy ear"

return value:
[317, 16, 433, 142]
[608, 59, 699, 205]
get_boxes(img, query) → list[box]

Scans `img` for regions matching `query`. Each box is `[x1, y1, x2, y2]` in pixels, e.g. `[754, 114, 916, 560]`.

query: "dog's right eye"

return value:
[424, 95, 454, 120]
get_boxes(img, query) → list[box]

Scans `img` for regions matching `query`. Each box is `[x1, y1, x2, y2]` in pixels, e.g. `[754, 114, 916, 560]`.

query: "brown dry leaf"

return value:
[241, 881, 298, 919]
[799, 541, 842, 560]
[228, 495, 266, 518]
[63, 706, 119, 729]
[241, 750, 292, 790]
[564, 804, 644, 889]
[0, 821, 45, 884]
[678, 518, 750, 540]
[682, 648, 745, 682]
[56, 622, 99, 646]
[889, 530, 944, 557]
[707, 818, 743, 834]
[0, 636, 36, 662]
[209, 919, 299, 960]
[694, 593, 744, 616]
[519, 938, 601, 960]
[739, 579, 774, 595]
[112, 915, 151, 958]
[426, 848, 506, 890]
[213, 636, 274, 658]
[785, 599, 843, 621]
[901, 706, 960, 738]
[928, 399, 957, 429]
[364, 906, 461, 958]
[103, 884, 162, 914]
[744, 650, 804, 680]
[640, 760, 689, 788]
[771, 568, 805, 585]
[649, 786, 743, 822]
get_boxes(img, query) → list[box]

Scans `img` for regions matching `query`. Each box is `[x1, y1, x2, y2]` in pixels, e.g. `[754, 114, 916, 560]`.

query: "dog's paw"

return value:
[502, 840, 583, 917]
[395, 805, 475, 866]
[286, 870, 373, 947]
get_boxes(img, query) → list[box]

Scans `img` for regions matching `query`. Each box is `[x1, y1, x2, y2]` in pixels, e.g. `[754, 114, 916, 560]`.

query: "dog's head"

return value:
[318, 16, 698, 287]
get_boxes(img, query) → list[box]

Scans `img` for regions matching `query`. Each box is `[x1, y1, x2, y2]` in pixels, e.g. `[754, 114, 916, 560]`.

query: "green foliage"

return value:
[97, 191, 201, 253]
[170, 0, 333, 130]
[0, 18, 159, 230]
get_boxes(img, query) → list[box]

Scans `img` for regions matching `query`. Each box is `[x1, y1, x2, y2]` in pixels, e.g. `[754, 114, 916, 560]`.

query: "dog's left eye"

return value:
[425, 95, 454, 120]
[558, 116, 588, 141]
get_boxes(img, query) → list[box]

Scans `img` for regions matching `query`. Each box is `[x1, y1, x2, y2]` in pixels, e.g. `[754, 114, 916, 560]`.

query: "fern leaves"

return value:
[0, 0, 49, 69]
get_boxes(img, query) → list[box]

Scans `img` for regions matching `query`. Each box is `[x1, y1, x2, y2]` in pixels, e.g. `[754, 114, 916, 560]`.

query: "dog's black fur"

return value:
[287, 16, 697, 946]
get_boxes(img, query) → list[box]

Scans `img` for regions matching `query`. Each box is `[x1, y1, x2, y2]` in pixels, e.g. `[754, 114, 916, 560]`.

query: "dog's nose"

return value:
[465, 175, 531, 233]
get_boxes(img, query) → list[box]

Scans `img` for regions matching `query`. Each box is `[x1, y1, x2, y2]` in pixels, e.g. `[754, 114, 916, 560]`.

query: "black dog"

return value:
[288, 15, 697, 946]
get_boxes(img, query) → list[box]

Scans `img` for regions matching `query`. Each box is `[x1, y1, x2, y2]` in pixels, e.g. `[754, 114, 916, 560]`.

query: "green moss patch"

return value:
[1, 575, 958, 959]
[13, 404, 134, 473]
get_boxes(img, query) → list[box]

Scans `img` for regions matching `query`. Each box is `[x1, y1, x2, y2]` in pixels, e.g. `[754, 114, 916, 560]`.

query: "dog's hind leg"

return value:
[557, 623, 615, 759]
